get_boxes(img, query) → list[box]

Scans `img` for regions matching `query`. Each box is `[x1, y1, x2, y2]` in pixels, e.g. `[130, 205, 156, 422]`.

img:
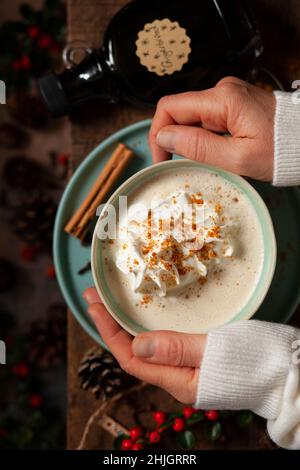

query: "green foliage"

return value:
[0, 309, 64, 449]
[236, 410, 253, 428]
[0, 0, 66, 93]
[186, 411, 204, 426]
[114, 433, 128, 450]
[177, 430, 196, 449]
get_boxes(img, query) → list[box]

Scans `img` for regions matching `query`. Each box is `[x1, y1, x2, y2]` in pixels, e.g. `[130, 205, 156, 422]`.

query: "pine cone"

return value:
[11, 192, 56, 248]
[28, 303, 66, 369]
[78, 349, 136, 399]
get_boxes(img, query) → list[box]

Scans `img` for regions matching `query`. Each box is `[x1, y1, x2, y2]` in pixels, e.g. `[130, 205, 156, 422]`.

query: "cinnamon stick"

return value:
[64, 143, 134, 241]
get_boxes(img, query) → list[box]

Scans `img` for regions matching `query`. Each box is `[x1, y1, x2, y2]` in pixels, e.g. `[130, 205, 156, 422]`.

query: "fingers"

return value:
[83, 288, 198, 403]
[154, 124, 243, 173]
[149, 89, 229, 163]
[132, 330, 206, 368]
[83, 287, 102, 304]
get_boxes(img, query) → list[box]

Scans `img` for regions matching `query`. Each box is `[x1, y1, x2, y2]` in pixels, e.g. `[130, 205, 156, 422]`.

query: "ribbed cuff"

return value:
[195, 320, 297, 420]
[273, 91, 300, 186]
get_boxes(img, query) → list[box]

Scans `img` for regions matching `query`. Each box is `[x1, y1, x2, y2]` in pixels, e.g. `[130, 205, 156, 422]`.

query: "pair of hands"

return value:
[84, 77, 276, 404]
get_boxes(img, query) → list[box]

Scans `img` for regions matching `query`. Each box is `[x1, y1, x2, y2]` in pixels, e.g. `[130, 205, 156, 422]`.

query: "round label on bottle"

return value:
[135, 18, 191, 76]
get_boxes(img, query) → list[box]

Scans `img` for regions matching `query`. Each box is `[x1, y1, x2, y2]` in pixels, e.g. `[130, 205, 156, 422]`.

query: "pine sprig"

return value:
[0, 0, 66, 93]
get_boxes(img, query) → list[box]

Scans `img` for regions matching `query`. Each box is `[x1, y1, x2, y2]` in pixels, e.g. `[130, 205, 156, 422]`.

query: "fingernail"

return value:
[87, 306, 95, 319]
[132, 337, 155, 358]
[156, 130, 176, 151]
[83, 290, 93, 304]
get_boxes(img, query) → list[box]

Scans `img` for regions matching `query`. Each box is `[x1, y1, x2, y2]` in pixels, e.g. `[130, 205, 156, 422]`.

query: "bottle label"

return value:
[135, 18, 191, 76]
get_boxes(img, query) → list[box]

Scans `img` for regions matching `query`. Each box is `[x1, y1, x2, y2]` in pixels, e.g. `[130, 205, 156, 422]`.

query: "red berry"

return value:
[183, 406, 196, 419]
[38, 34, 52, 49]
[57, 153, 69, 166]
[205, 410, 219, 421]
[12, 60, 22, 71]
[20, 245, 39, 262]
[129, 426, 142, 442]
[132, 443, 143, 450]
[153, 411, 166, 426]
[149, 430, 161, 444]
[29, 394, 43, 408]
[121, 438, 133, 450]
[172, 417, 185, 432]
[28, 25, 39, 39]
[20, 56, 31, 70]
[12, 362, 29, 378]
[46, 264, 56, 279]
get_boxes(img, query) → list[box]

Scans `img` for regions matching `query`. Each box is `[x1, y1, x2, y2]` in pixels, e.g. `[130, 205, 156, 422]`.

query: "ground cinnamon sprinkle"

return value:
[197, 243, 217, 261]
[141, 294, 152, 305]
[147, 209, 152, 239]
[207, 225, 221, 238]
[190, 192, 203, 205]
[215, 202, 223, 214]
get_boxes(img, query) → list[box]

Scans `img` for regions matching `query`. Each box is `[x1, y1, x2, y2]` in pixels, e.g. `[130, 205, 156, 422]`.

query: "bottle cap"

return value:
[38, 74, 69, 117]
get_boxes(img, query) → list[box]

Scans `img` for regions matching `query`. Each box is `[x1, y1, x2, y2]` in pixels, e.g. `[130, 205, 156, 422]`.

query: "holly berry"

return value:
[132, 443, 143, 450]
[183, 406, 196, 419]
[121, 438, 133, 450]
[20, 56, 31, 71]
[38, 34, 52, 49]
[29, 393, 43, 408]
[45, 264, 56, 279]
[57, 153, 69, 166]
[172, 417, 185, 432]
[12, 362, 29, 378]
[28, 25, 39, 39]
[129, 426, 142, 442]
[20, 245, 39, 262]
[149, 430, 161, 443]
[205, 410, 219, 421]
[153, 411, 166, 426]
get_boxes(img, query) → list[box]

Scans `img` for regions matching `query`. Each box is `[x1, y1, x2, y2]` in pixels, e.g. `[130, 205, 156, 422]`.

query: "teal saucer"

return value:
[53, 119, 300, 346]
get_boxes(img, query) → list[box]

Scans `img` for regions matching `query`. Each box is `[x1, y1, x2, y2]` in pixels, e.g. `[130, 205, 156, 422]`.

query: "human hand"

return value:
[83, 287, 207, 404]
[149, 77, 276, 182]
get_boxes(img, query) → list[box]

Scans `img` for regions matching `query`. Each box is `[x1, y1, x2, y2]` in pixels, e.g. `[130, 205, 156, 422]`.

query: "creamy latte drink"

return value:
[99, 166, 264, 333]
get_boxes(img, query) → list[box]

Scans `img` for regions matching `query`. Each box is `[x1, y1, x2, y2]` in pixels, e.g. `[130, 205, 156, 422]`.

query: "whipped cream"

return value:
[115, 191, 234, 297]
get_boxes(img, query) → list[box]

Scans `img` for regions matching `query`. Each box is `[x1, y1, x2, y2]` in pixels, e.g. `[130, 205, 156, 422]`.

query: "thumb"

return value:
[132, 330, 206, 367]
[156, 124, 243, 174]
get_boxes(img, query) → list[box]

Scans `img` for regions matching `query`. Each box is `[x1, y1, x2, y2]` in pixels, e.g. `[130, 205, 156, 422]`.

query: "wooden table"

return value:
[67, 0, 300, 450]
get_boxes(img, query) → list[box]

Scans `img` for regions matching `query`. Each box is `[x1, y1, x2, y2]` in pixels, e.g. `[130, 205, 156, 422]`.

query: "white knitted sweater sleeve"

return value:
[195, 321, 300, 449]
[273, 91, 300, 186]
[194, 92, 300, 449]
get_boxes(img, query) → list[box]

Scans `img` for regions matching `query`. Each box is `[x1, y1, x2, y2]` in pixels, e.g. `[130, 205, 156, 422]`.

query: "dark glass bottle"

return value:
[39, 0, 263, 116]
